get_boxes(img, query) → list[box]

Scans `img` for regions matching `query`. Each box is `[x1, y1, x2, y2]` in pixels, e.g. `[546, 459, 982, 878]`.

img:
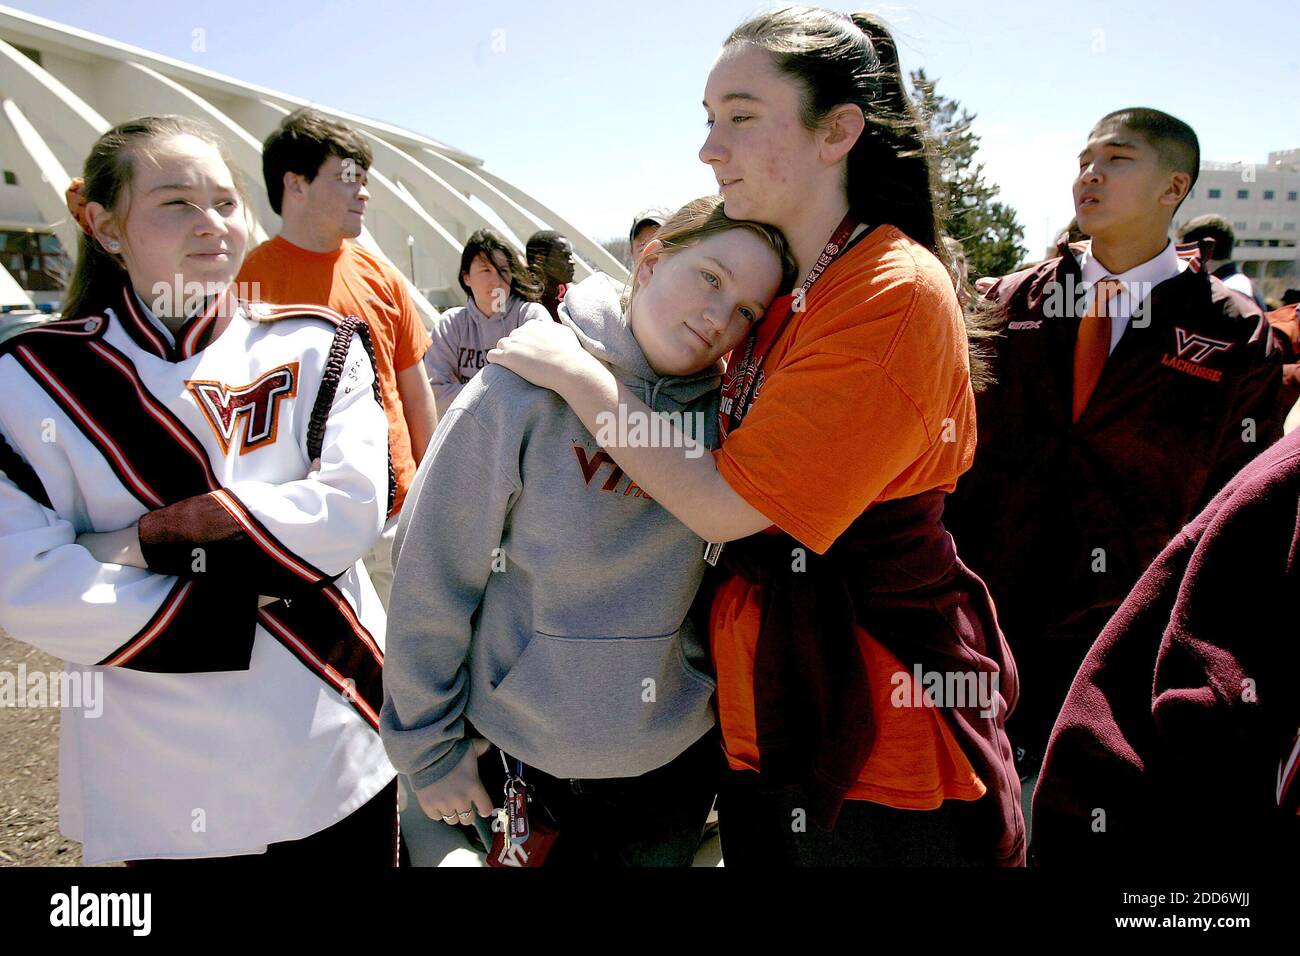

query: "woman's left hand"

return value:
[487, 320, 598, 397]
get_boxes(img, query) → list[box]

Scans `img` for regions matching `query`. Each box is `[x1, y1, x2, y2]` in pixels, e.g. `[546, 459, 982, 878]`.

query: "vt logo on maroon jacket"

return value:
[187, 362, 299, 455]
[1173, 327, 1234, 363]
[1161, 328, 1232, 382]
[573, 444, 653, 499]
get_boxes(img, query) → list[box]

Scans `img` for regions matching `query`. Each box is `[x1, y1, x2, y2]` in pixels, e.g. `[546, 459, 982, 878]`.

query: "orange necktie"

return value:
[1072, 278, 1122, 422]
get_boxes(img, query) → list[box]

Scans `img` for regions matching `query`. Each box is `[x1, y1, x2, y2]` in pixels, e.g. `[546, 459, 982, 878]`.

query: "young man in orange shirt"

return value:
[238, 109, 437, 609]
[238, 107, 440, 867]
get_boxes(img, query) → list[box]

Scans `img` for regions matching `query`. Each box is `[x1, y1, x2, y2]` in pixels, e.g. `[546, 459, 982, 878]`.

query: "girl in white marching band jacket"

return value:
[0, 116, 398, 865]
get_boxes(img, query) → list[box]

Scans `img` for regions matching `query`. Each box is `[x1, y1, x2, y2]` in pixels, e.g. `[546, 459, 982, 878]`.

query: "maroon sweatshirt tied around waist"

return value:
[721, 490, 1026, 866]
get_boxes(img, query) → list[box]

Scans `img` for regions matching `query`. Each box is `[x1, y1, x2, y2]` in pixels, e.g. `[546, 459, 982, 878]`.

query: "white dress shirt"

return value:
[1076, 240, 1186, 353]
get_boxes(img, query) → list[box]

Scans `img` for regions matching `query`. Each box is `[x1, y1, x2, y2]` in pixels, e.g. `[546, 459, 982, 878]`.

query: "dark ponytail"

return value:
[725, 7, 996, 390]
[63, 115, 248, 321]
[845, 13, 941, 250]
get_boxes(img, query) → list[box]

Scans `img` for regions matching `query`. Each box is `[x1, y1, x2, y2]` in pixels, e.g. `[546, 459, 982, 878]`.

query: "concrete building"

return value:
[0, 4, 626, 316]
[1174, 149, 1300, 303]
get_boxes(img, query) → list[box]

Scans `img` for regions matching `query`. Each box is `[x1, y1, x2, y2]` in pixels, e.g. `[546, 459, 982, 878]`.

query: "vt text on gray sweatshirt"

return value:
[381, 274, 719, 790]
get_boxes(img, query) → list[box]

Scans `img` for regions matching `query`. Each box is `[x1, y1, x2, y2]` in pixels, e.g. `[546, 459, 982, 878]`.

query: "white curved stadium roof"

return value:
[0, 4, 627, 318]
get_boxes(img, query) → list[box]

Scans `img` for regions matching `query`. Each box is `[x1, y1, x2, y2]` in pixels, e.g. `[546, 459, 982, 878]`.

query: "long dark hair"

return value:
[63, 115, 248, 321]
[724, 7, 996, 389]
[457, 228, 542, 304]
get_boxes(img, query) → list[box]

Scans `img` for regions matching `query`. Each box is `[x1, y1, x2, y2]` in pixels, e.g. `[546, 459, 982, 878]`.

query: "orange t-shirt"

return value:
[711, 225, 985, 809]
[238, 237, 431, 514]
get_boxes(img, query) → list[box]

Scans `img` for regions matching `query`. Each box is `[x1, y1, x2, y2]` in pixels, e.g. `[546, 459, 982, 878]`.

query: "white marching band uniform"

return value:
[0, 285, 395, 864]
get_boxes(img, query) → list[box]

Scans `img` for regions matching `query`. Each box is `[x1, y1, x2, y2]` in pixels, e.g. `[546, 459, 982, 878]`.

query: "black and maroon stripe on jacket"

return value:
[117, 285, 230, 362]
[0, 428, 50, 510]
[98, 579, 257, 673]
[7, 323, 257, 672]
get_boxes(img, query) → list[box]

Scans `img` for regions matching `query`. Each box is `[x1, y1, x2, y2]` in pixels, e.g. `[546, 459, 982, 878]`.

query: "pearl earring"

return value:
[106, 240, 121, 252]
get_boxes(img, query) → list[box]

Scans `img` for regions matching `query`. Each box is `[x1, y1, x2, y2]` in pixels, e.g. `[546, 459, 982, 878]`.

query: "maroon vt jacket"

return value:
[1032, 428, 1300, 866]
[945, 240, 1283, 762]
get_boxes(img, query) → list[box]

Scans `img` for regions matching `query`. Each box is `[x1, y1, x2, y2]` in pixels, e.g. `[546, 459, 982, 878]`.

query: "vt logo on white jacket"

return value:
[187, 362, 299, 455]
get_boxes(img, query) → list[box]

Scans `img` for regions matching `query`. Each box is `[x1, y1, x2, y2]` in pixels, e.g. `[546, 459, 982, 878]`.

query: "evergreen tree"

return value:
[911, 68, 1027, 279]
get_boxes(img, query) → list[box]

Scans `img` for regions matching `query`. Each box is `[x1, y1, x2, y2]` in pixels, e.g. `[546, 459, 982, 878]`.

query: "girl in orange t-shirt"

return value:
[490, 7, 1024, 866]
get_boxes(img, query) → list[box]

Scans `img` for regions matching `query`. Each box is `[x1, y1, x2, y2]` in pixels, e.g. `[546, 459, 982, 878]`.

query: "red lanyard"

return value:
[718, 213, 860, 440]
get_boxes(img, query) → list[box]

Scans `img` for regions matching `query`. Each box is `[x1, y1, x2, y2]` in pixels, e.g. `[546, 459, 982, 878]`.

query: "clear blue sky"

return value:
[9, 0, 1298, 253]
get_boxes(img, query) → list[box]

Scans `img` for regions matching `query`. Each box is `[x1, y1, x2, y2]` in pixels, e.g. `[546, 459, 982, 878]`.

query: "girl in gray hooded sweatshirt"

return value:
[423, 228, 550, 417]
[381, 197, 795, 865]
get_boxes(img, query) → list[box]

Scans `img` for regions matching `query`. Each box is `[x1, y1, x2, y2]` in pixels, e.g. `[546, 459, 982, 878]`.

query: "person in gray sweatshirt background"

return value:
[381, 196, 796, 865]
[423, 228, 550, 417]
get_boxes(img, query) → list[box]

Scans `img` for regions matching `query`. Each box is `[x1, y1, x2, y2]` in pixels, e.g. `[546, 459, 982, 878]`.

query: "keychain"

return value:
[487, 751, 559, 867]
[500, 754, 531, 857]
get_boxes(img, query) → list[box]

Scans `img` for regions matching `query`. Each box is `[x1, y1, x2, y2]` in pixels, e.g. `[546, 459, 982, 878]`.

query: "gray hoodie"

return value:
[423, 294, 551, 417]
[381, 274, 720, 789]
